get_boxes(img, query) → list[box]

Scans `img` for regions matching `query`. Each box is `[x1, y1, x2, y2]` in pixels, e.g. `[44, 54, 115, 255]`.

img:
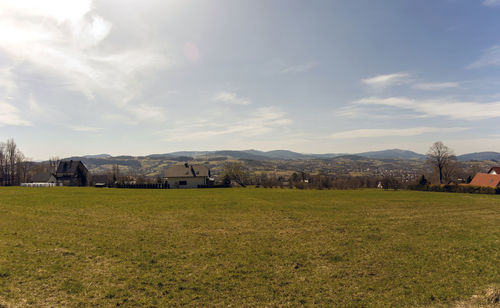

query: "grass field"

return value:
[0, 187, 499, 306]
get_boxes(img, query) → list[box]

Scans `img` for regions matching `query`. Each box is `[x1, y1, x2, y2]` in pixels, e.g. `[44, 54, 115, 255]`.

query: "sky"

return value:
[1, 0, 500, 160]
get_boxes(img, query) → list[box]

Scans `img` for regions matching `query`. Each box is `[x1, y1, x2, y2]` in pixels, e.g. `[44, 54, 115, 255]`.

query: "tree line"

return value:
[0, 139, 28, 186]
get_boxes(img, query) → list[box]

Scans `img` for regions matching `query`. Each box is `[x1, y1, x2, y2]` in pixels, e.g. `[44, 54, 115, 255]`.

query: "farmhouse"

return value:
[165, 163, 212, 188]
[56, 160, 89, 186]
[469, 167, 500, 188]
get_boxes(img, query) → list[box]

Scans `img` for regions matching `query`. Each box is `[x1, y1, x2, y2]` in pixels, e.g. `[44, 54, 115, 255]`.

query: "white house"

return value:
[21, 172, 57, 187]
[165, 163, 212, 188]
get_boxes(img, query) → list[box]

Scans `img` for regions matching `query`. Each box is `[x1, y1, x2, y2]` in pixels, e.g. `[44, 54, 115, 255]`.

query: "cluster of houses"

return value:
[22, 160, 213, 188]
[22, 159, 500, 189]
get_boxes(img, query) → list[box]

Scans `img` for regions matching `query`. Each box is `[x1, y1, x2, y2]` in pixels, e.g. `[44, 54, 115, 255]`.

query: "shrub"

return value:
[408, 184, 499, 195]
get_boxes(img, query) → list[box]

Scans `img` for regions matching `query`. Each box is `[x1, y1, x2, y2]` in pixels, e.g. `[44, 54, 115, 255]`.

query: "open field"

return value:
[0, 188, 499, 306]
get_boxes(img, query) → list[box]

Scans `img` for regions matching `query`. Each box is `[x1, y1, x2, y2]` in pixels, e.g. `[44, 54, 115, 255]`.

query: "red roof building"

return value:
[469, 173, 500, 188]
[487, 167, 500, 175]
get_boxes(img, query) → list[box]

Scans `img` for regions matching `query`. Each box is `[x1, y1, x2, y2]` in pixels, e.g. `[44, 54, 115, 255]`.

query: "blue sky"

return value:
[1, 0, 500, 160]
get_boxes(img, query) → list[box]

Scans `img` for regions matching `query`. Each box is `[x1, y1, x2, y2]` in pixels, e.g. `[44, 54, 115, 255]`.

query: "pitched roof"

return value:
[469, 173, 500, 188]
[488, 167, 500, 174]
[165, 164, 210, 178]
[32, 172, 55, 183]
[56, 160, 86, 174]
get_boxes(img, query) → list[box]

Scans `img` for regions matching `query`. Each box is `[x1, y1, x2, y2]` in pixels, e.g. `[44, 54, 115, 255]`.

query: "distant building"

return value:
[20, 172, 57, 187]
[56, 160, 89, 186]
[469, 172, 500, 188]
[165, 163, 212, 188]
[487, 167, 500, 175]
[32, 172, 57, 184]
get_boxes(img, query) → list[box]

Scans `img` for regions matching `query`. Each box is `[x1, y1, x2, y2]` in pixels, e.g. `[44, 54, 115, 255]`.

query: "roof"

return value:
[469, 173, 500, 188]
[32, 172, 55, 183]
[56, 160, 86, 174]
[165, 164, 210, 178]
[488, 167, 500, 174]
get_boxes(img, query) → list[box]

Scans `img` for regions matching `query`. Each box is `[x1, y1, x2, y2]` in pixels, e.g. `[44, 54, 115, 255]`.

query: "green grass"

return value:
[0, 187, 499, 306]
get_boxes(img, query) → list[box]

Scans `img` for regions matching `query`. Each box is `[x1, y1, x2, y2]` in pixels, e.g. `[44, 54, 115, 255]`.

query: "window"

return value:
[179, 181, 187, 185]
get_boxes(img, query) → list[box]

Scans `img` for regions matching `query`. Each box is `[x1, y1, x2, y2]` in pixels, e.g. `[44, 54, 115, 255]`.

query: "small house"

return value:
[32, 172, 57, 184]
[56, 160, 89, 186]
[20, 172, 57, 187]
[165, 163, 212, 188]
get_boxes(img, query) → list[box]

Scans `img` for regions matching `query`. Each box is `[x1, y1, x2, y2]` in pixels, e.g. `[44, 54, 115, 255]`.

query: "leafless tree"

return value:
[0, 139, 26, 185]
[222, 162, 249, 187]
[49, 156, 61, 173]
[426, 141, 456, 184]
[0, 142, 5, 185]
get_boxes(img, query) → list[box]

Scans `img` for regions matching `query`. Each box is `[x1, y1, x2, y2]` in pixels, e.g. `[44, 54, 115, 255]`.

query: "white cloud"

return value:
[126, 104, 166, 123]
[0, 0, 92, 24]
[28, 94, 41, 113]
[467, 45, 500, 69]
[70, 125, 102, 132]
[213, 91, 251, 105]
[0, 0, 171, 104]
[281, 62, 317, 74]
[362, 73, 410, 89]
[329, 127, 468, 140]
[483, 0, 500, 7]
[412, 82, 459, 90]
[164, 106, 291, 142]
[355, 96, 500, 120]
[0, 68, 16, 97]
[0, 101, 31, 126]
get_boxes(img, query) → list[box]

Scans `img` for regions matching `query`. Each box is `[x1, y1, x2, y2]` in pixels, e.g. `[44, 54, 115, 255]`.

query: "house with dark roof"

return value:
[469, 173, 500, 188]
[31, 172, 57, 184]
[165, 163, 212, 188]
[56, 160, 89, 186]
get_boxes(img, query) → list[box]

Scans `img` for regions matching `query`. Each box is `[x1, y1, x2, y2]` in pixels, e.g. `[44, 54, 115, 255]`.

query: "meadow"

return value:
[0, 187, 498, 307]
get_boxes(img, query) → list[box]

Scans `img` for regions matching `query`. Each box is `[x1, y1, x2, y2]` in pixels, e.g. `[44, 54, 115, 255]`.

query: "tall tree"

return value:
[426, 141, 455, 184]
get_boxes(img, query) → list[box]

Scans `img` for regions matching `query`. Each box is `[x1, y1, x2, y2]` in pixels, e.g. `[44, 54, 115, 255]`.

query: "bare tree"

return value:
[0, 139, 26, 185]
[0, 142, 5, 185]
[49, 156, 61, 173]
[222, 162, 249, 187]
[426, 141, 456, 184]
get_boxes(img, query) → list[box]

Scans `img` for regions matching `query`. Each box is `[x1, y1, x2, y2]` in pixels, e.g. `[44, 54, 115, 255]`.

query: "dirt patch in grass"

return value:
[455, 285, 500, 307]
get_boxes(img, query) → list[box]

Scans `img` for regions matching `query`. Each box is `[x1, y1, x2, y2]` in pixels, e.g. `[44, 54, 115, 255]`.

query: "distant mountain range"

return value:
[456, 152, 500, 162]
[74, 149, 499, 162]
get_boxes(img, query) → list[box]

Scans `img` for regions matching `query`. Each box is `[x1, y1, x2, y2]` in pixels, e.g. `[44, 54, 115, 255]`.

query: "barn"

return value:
[56, 160, 89, 186]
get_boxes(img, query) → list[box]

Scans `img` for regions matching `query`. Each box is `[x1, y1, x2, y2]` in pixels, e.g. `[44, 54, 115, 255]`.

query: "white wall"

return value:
[168, 177, 207, 189]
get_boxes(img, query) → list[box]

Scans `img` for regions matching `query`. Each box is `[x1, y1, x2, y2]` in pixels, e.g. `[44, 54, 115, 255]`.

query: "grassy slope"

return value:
[0, 188, 498, 306]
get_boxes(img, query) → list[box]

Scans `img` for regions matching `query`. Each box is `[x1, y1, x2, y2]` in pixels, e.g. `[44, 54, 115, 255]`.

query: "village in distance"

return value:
[1, 138, 499, 193]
